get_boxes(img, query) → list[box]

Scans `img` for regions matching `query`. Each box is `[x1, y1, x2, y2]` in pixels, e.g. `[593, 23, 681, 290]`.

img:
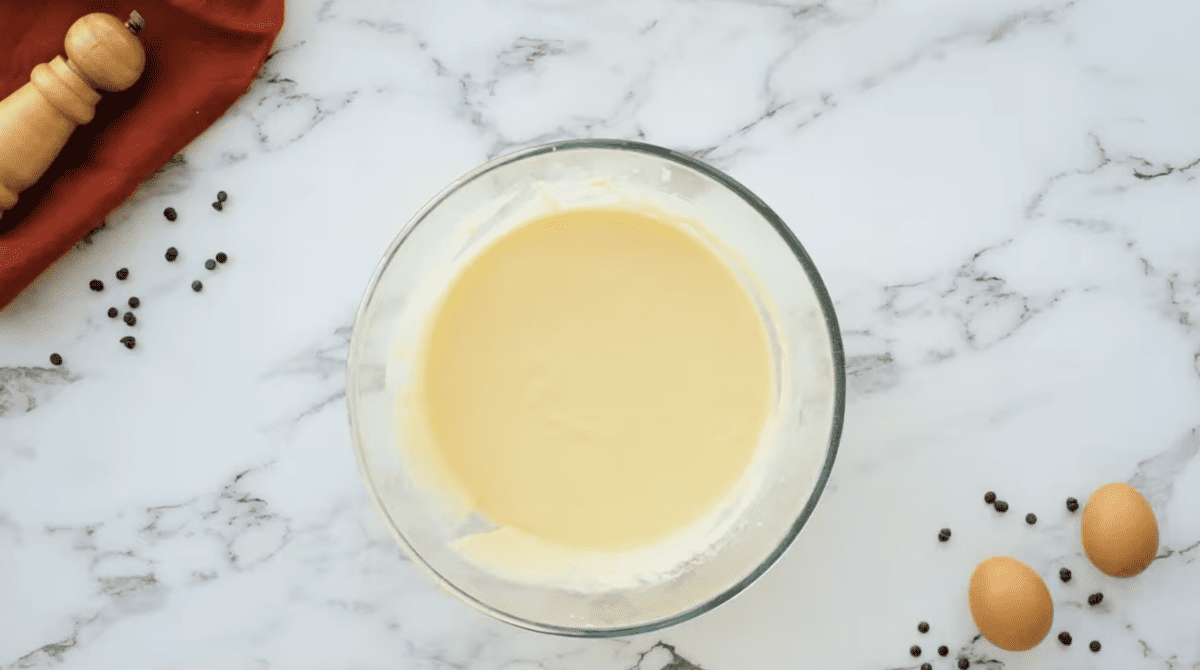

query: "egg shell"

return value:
[968, 556, 1053, 651]
[1082, 482, 1158, 577]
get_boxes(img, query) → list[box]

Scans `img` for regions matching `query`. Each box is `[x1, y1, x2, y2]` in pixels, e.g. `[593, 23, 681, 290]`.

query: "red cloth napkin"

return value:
[0, 0, 284, 310]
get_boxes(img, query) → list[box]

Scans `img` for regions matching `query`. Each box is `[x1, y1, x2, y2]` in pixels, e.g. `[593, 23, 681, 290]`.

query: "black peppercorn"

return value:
[212, 201, 223, 211]
[115, 267, 129, 280]
[49, 353, 62, 366]
[910, 646, 921, 657]
[1059, 567, 1071, 582]
[921, 665, 931, 670]
[994, 500, 1009, 513]
[938, 646, 948, 657]
[128, 296, 140, 309]
[191, 280, 203, 292]
[123, 312, 136, 326]
[918, 622, 929, 634]
[984, 491, 996, 504]
[215, 252, 227, 263]
[1066, 497, 1079, 512]
[108, 307, 119, 318]
[958, 657, 970, 669]
[89, 279, 104, 291]
[120, 336, 136, 349]
[166, 247, 178, 262]
[1026, 513, 1037, 525]
[1058, 632, 1072, 645]
[216, 190, 227, 202]
[1088, 592, 1103, 606]
[938, 528, 951, 542]
[205, 259, 216, 270]
[1090, 641, 1101, 652]
[163, 207, 177, 221]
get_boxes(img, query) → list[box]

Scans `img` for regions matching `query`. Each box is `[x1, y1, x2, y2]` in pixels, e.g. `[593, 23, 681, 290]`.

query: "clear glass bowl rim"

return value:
[346, 137, 847, 637]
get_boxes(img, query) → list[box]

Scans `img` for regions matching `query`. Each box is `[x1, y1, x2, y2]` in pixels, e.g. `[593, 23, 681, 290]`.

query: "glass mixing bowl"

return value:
[346, 139, 845, 636]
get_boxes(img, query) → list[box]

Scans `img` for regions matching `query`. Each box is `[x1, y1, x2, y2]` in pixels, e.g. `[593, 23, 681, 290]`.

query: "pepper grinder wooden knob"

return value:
[0, 11, 146, 220]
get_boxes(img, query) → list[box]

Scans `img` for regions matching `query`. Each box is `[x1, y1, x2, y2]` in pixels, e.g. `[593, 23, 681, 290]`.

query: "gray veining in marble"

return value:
[2, 0, 1199, 667]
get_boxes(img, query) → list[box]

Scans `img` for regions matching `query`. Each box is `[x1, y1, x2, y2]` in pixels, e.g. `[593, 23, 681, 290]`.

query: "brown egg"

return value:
[968, 556, 1053, 651]
[1082, 482, 1158, 577]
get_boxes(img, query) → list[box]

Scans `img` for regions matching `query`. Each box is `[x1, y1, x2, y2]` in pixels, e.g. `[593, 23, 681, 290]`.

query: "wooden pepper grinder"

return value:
[0, 11, 145, 220]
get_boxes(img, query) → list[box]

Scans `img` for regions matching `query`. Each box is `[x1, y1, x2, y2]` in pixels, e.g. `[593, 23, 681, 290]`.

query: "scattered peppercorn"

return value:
[49, 353, 62, 366]
[163, 207, 177, 221]
[216, 190, 227, 202]
[938, 528, 951, 542]
[1026, 513, 1037, 525]
[108, 307, 119, 318]
[89, 279, 104, 291]
[1088, 592, 1103, 606]
[984, 491, 996, 504]
[994, 500, 1009, 513]
[166, 247, 178, 262]
[1060, 568, 1071, 582]
[921, 665, 931, 670]
[212, 201, 223, 211]
[215, 252, 227, 263]
[128, 296, 140, 309]
[1066, 497, 1079, 512]
[192, 280, 203, 292]
[116, 267, 129, 280]
[958, 657, 970, 669]
[1058, 632, 1072, 645]
[123, 311, 136, 326]
[938, 646, 949, 657]
[205, 259, 216, 270]
[120, 336, 136, 349]
[910, 646, 921, 657]
[918, 622, 929, 634]
[1090, 641, 1101, 653]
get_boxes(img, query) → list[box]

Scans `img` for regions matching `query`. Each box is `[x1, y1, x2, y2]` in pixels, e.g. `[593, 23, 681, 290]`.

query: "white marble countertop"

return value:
[3, 0, 1199, 667]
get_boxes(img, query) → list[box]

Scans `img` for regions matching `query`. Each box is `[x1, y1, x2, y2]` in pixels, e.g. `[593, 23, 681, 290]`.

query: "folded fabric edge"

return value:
[0, 2, 284, 311]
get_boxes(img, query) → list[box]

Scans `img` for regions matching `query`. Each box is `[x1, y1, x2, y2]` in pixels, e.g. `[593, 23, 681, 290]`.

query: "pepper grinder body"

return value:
[0, 12, 145, 219]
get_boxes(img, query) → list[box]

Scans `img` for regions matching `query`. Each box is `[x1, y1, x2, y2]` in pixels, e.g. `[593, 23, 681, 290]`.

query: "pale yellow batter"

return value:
[418, 207, 772, 551]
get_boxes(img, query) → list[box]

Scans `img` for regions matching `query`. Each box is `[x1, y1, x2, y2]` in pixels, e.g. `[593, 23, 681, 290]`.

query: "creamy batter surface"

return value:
[417, 207, 772, 551]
